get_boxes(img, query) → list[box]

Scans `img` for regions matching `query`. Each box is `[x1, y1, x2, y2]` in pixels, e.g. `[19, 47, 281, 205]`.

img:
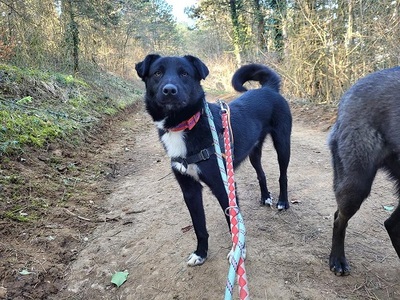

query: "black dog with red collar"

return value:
[136, 54, 292, 266]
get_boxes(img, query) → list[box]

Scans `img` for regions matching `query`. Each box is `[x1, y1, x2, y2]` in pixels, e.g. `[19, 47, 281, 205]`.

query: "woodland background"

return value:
[0, 0, 399, 103]
[2, 2, 400, 299]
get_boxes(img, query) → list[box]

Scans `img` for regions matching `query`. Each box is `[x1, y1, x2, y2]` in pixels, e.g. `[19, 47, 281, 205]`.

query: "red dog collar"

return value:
[169, 111, 201, 132]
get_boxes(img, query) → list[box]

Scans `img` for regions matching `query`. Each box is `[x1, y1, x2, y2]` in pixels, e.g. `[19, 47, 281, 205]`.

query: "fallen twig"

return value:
[125, 209, 146, 215]
[64, 208, 125, 223]
[63, 208, 92, 222]
[158, 172, 172, 181]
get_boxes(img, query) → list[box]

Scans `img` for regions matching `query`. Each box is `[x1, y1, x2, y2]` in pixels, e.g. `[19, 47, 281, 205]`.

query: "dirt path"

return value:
[55, 103, 400, 300]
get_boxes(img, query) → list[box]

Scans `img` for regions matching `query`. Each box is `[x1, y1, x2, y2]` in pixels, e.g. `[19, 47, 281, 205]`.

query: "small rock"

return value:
[0, 286, 7, 299]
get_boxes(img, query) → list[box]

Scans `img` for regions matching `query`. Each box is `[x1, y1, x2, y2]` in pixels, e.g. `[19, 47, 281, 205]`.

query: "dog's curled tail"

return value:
[232, 64, 281, 93]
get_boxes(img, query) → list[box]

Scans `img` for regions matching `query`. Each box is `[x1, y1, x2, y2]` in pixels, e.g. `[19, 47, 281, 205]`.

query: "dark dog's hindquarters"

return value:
[328, 67, 400, 275]
[227, 87, 291, 209]
[136, 55, 292, 266]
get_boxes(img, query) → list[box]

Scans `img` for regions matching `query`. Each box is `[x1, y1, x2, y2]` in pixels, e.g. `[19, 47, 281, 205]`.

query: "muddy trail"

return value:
[3, 102, 400, 300]
[58, 101, 400, 300]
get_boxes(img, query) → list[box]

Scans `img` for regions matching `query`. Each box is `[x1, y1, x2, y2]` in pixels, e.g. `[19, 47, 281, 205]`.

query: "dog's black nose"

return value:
[162, 84, 178, 96]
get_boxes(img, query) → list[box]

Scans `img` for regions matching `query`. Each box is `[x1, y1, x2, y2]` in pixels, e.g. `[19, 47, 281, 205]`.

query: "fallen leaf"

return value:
[383, 205, 395, 211]
[19, 269, 33, 275]
[181, 225, 193, 233]
[111, 271, 129, 287]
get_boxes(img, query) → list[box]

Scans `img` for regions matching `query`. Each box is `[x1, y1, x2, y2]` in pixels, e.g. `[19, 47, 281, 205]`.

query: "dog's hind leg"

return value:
[271, 126, 291, 210]
[383, 158, 400, 258]
[329, 141, 376, 275]
[173, 170, 209, 266]
[330, 177, 375, 275]
[249, 144, 273, 206]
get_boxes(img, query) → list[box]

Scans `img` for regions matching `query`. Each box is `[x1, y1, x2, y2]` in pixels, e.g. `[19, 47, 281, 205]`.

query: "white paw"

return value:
[227, 245, 247, 262]
[264, 194, 273, 206]
[277, 203, 286, 210]
[187, 253, 206, 266]
[264, 197, 273, 206]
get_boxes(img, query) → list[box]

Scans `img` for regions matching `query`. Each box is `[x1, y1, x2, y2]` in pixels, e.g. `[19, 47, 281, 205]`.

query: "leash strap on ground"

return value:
[203, 99, 249, 300]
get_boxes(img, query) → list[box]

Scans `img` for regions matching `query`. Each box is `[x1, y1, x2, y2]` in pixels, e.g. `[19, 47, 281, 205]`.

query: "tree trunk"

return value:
[229, 0, 242, 66]
[269, 0, 286, 57]
[253, 0, 267, 52]
[345, 0, 354, 53]
[65, 0, 79, 73]
[343, 0, 354, 83]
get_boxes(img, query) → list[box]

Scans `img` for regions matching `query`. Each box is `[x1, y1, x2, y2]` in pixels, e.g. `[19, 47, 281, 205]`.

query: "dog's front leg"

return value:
[173, 170, 209, 266]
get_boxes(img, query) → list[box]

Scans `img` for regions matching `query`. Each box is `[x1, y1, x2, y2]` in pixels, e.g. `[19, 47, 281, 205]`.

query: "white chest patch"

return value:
[161, 130, 187, 158]
[156, 119, 187, 157]
[155, 119, 200, 180]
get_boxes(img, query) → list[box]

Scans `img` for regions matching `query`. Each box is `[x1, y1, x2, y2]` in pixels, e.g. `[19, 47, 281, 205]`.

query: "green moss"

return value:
[103, 107, 118, 115]
[0, 108, 71, 155]
[0, 63, 138, 157]
[69, 96, 89, 109]
[0, 64, 89, 87]
[16, 96, 33, 105]
[3, 211, 32, 222]
[53, 73, 88, 87]
[2, 206, 37, 222]
[0, 175, 23, 184]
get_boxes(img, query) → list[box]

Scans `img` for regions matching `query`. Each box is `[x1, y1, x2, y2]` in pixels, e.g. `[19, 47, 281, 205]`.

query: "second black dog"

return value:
[329, 67, 400, 275]
[136, 54, 292, 266]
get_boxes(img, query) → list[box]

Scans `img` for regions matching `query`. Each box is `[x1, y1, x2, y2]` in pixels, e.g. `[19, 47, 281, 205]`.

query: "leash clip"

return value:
[224, 205, 240, 217]
[218, 99, 228, 113]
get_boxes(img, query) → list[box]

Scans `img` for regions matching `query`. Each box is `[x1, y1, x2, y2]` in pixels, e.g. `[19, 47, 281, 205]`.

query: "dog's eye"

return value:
[154, 71, 162, 77]
[181, 72, 189, 77]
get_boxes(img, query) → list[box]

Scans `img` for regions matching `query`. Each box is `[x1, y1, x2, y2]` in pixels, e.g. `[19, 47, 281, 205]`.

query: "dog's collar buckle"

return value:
[199, 148, 210, 160]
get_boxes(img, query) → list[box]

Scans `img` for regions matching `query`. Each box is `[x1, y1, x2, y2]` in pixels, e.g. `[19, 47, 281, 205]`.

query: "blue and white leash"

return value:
[203, 98, 249, 300]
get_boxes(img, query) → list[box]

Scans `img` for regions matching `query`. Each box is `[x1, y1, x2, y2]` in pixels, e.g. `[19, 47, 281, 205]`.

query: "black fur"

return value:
[136, 54, 292, 264]
[328, 66, 400, 275]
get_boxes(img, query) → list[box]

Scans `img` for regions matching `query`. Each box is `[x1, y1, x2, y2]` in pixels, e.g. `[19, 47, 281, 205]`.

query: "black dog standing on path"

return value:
[136, 54, 292, 266]
[329, 67, 400, 275]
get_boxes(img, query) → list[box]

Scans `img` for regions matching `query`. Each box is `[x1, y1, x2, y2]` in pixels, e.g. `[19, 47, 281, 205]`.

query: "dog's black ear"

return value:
[135, 54, 161, 80]
[184, 55, 209, 80]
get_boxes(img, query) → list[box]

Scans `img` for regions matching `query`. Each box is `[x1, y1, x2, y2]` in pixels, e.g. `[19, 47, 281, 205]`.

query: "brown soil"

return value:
[1, 101, 400, 300]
